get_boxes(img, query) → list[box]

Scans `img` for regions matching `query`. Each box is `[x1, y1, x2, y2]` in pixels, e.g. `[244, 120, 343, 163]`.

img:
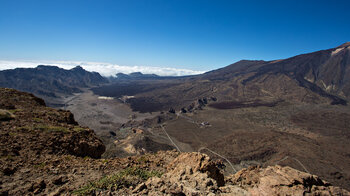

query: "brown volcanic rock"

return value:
[143, 169, 221, 195]
[166, 152, 225, 186]
[133, 152, 236, 195]
[229, 165, 349, 196]
[0, 88, 105, 159]
[130, 153, 349, 196]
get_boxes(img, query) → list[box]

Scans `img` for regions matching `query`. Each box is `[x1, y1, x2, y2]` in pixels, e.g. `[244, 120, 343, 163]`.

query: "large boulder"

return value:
[134, 152, 226, 195]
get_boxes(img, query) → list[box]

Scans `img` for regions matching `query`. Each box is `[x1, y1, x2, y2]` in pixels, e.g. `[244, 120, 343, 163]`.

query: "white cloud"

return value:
[0, 60, 206, 77]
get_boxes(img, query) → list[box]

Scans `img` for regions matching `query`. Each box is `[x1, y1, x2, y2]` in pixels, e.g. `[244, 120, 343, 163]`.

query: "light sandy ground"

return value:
[62, 90, 159, 136]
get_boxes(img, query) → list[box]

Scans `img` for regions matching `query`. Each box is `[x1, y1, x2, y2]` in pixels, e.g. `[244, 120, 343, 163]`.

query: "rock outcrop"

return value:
[228, 165, 348, 196]
[0, 88, 105, 159]
[129, 153, 349, 196]
[135, 153, 225, 195]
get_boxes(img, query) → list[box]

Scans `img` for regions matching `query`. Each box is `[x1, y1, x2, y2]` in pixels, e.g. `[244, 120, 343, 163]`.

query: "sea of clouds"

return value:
[0, 60, 206, 77]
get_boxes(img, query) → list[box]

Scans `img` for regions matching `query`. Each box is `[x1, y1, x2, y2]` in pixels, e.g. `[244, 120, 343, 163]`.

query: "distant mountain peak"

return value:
[36, 65, 60, 69]
[0, 65, 107, 103]
[115, 72, 159, 79]
[129, 72, 143, 76]
[71, 65, 85, 71]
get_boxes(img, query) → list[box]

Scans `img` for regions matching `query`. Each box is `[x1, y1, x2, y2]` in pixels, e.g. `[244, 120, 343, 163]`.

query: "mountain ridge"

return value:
[97, 42, 350, 113]
[0, 65, 108, 106]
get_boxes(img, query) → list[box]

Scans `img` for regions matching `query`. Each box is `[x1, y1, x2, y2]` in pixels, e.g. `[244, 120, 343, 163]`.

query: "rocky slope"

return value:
[0, 88, 349, 195]
[0, 88, 105, 194]
[199, 42, 350, 105]
[0, 88, 105, 159]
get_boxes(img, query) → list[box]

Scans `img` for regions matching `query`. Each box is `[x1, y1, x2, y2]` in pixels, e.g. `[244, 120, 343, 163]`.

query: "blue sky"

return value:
[0, 0, 349, 75]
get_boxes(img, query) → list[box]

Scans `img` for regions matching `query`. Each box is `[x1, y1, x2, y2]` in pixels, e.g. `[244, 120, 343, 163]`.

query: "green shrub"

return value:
[34, 162, 46, 169]
[73, 167, 162, 195]
[16, 125, 69, 133]
[136, 155, 149, 164]
[35, 125, 68, 132]
[73, 127, 86, 132]
[8, 108, 22, 113]
[101, 159, 109, 164]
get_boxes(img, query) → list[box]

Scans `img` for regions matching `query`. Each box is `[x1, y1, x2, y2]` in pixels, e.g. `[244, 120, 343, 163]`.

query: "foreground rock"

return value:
[128, 153, 349, 196]
[229, 165, 348, 196]
[136, 152, 225, 195]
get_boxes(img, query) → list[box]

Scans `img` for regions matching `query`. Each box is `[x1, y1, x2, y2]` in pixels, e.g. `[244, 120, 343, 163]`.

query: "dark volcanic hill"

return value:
[109, 72, 182, 81]
[93, 42, 350, 112]
[0, 65, 107, 103]
[205, 42, 350, 101]
[201, 42, 350, 104]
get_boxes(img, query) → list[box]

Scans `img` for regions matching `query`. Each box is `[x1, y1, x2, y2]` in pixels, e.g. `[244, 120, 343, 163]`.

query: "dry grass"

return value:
[73, 167, 162, 195]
